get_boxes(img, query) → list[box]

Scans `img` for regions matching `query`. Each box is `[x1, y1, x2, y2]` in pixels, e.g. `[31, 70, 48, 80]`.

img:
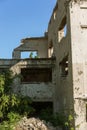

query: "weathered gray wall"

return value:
[48, 0, 87, 129]
[9, 59, 55, 102]
[13, 37, 48, 59]
[69, 1, 87, 129]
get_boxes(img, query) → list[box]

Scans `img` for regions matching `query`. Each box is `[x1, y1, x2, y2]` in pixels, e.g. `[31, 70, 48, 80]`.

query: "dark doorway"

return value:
[31, 101, 53, 118]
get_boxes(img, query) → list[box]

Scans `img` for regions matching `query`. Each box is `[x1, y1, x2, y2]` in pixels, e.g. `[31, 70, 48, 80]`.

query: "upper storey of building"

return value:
[12, 34, 48, 59]
[12, 0, 87, 60]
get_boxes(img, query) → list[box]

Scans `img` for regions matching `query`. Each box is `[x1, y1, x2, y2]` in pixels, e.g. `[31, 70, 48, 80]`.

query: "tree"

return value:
[29, 52, 33, 58]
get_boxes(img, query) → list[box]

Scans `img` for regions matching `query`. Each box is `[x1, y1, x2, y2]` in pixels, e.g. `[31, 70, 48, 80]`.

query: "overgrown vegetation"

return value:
[39, 107, 64, 127]
[0, 70, 34, 130]
[39, 107, 74, 130]
[0, 70, 74, 130]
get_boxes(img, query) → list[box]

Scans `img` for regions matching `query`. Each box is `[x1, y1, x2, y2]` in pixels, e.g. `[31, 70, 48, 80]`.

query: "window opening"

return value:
[59, 56, 68, 77]
[49, 47, 53, 58]
[21, 68, 52, 83]
[58, 16, 67, 42]
[48, 40, 53, 58]
[21, 51, 38, 59]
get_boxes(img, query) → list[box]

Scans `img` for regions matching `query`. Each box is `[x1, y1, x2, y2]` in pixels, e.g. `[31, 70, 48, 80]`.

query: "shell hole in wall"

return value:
[59, 55, 68, 77]
[21, 51, 38, 59]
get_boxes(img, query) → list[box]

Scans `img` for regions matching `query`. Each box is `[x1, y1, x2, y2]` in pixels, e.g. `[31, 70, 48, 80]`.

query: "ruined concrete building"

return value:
[0, 0, 87, 129]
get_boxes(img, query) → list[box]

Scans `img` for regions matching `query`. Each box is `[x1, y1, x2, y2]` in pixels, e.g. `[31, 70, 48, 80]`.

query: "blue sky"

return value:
[0, 0, 56, 58]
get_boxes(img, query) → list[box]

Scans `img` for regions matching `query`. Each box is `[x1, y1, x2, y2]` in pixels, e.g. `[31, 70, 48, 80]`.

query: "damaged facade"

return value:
[0, 0, 87, 129]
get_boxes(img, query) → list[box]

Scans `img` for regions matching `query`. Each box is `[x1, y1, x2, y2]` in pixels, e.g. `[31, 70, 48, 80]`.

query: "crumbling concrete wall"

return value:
[0, 58, 55, 102]
[10, 59, 55, 102]
[13, 83, 54, 101]
[48, 0, 73, 113]
[0, 1, 87, 129]
[48, 0, 87, 130]
[12, 37, 48, 59]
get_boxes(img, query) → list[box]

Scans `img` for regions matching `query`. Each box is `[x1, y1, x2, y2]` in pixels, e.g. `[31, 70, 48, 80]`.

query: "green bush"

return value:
[39, 107, 66, 127]
[39, 108, 74, 130]
[0, 70, 34, 129]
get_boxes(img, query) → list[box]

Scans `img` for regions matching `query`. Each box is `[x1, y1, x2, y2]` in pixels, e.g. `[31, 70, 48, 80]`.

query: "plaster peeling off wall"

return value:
[20, 83, 54, 101]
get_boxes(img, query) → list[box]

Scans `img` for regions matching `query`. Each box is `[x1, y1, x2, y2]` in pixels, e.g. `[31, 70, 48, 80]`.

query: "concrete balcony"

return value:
[2, 58, 56, 101]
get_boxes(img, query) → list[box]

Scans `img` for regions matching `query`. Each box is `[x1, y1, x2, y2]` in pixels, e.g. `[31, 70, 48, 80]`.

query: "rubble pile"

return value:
[15, 117, 61, 130]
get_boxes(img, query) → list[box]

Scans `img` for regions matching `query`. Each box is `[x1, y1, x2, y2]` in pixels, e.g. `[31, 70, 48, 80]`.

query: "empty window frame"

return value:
[21, 51, 38, 59]
[59, 56, 68, 77]
[49, 47, 53, 58]
[58, 16, 67, 42]
[21, 68, 52, 83]
[48, 40, 53, 58]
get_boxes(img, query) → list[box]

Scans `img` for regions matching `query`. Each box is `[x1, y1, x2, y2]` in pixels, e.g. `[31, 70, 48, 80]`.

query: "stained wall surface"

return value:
[48, 0, 87, 129]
